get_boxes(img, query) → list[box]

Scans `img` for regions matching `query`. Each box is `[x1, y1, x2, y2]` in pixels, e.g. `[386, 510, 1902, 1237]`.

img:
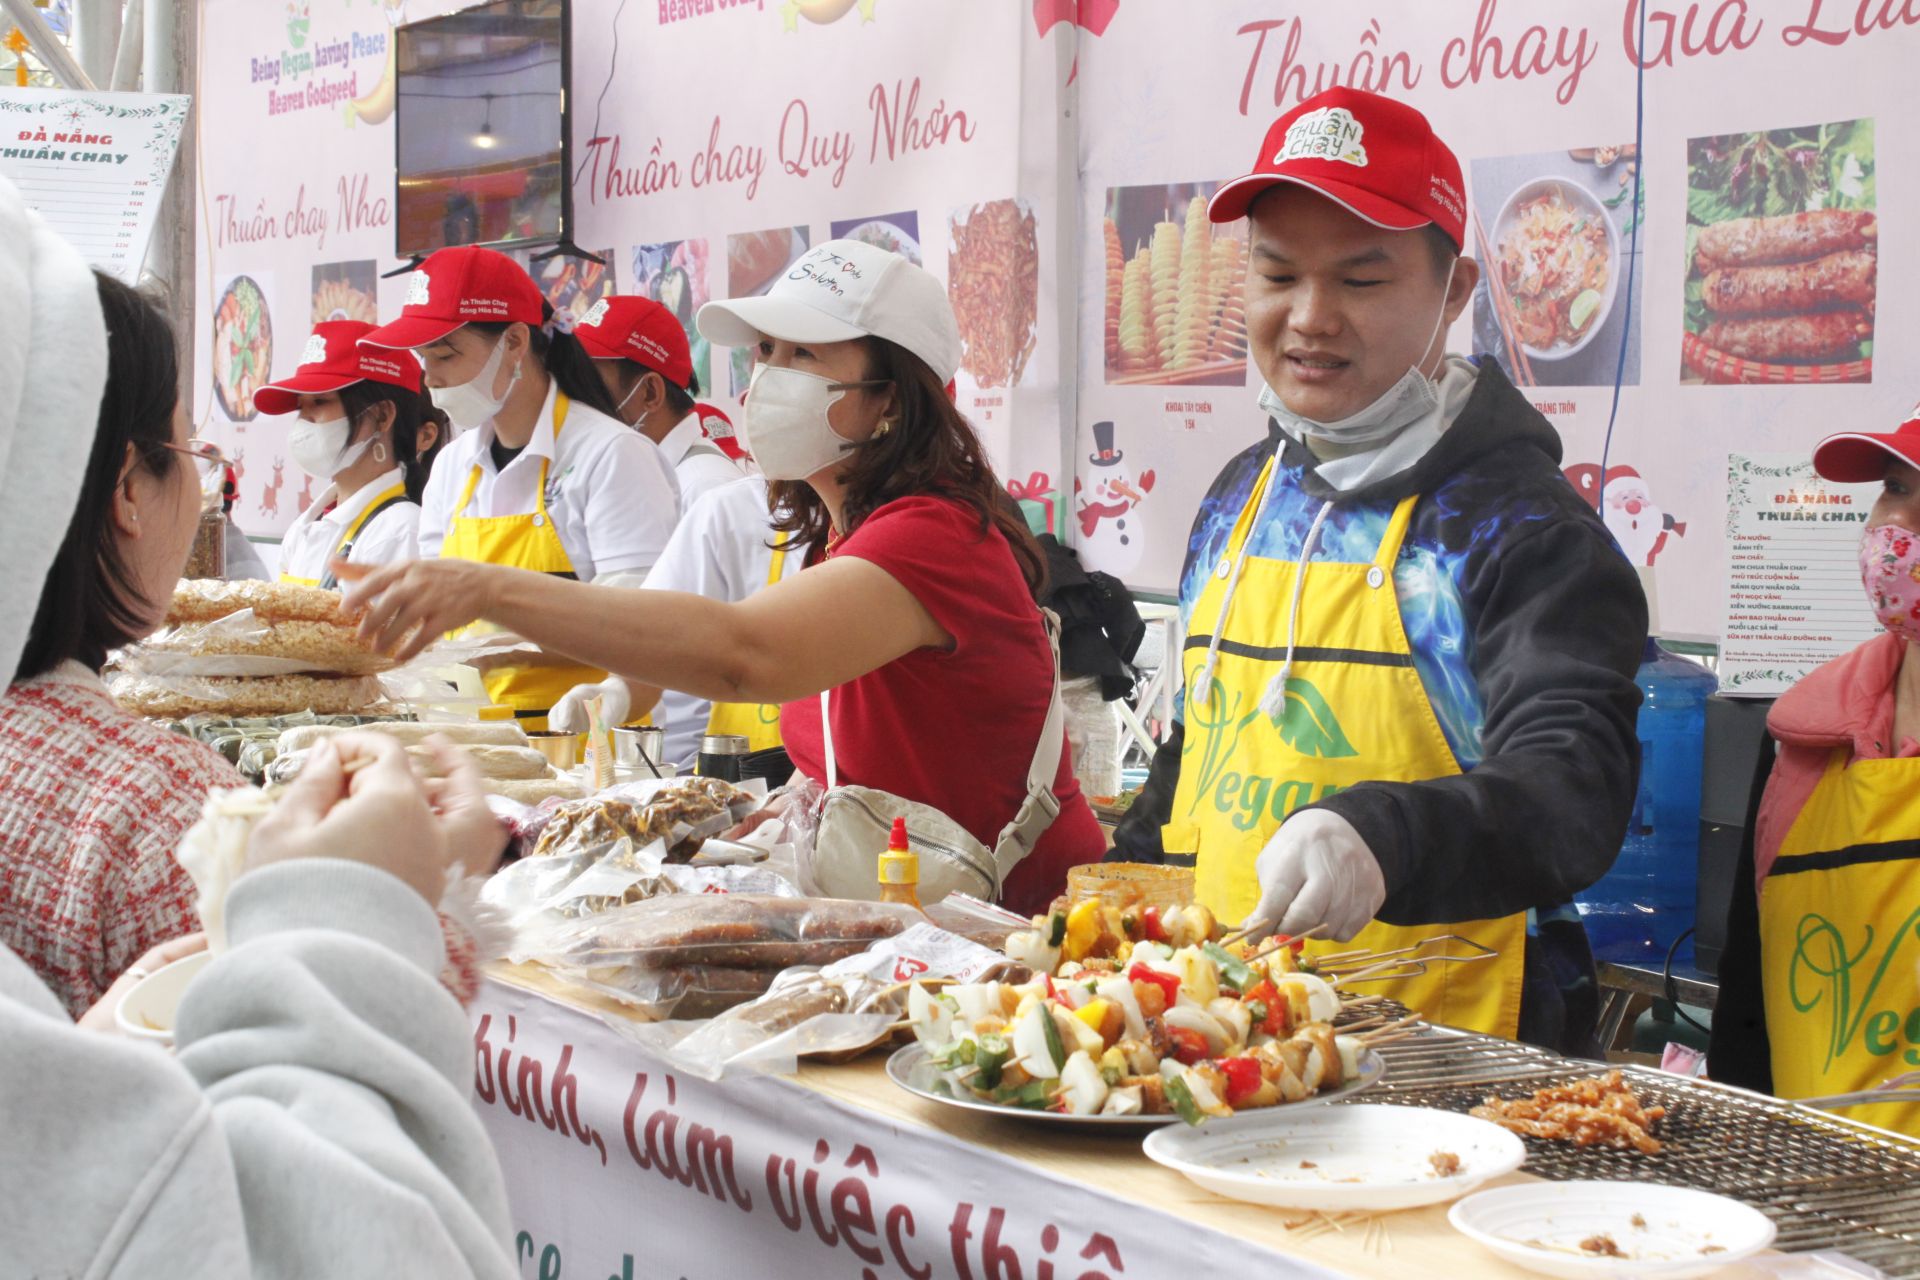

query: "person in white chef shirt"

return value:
[256, 321, 446, 586]
[575, 295, 744, 507]
[553, 473, 804, 764]
[354, 246, 681, 730]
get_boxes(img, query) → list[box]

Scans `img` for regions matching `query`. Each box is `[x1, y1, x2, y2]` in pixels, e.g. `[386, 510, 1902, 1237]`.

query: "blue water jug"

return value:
[1577, 637, 1718, 963]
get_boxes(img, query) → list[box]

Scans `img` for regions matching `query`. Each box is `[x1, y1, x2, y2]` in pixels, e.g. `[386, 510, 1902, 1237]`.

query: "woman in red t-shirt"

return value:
[341, 239, 1103, 913]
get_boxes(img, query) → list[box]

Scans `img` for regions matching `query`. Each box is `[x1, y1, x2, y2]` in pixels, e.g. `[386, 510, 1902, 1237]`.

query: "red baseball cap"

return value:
[1813, 416, 1920, 483]
[693, 402, 747, 461]
[358, 245, 544, 350]
[255, 321, 423, 416]
[1207, 88, 1466, 251]
[576, 296, 695, 390]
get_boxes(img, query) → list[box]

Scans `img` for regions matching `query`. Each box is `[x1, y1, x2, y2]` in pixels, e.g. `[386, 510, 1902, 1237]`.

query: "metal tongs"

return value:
[1313, 934, 1502, 987]
[1796, 1070, 1920, 1115]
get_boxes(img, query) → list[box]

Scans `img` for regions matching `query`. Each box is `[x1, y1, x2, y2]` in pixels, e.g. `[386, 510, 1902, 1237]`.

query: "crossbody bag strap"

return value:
[989, 607, 1067, 881]
[818, 687, 838, 793]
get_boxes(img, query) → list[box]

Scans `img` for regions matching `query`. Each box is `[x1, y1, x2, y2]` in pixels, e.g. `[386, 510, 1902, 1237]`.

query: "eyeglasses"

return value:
[151, 438, 232, 475]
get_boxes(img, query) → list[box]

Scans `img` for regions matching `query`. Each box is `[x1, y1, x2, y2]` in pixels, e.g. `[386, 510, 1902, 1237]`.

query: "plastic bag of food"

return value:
[541, 894, 918, 972]
[106, 668, 390, 720]
[542, 963, 782, 1021]
[128, 607, 397, 677]
[530, 776, 763, 863]
[635, 921, 1022, 1080]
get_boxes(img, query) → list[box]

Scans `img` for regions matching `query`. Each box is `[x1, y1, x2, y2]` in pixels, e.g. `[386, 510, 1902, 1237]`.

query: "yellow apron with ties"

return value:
[1162, 457, 1526, 1037]
[438, 394, 604, 731]
[1760, 748, 1920, 1136]
[703, 543, 788, 751]
[279, 479, 410, 590]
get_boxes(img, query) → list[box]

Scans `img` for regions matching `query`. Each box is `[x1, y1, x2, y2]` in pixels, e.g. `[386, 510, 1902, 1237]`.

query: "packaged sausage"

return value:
[547, 895, 920, 972]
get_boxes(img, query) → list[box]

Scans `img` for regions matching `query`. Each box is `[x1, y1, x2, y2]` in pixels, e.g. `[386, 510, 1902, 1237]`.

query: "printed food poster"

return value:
[829, 211, 922, 266]
[630, 240, 712, 393]
[1471, 146, 1643, 388]
[310, 259, 380, 326]
[212, 273, 274, 423]
[1103, 182, 1249, 387]
[947, 198, 1039, 390]
[724, 226, 811, 397]
[1682, 119, 1877, 385]
[526, 248, 617, 325]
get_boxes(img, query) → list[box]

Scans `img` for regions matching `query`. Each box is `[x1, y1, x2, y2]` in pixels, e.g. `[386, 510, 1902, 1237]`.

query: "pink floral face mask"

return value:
[1859, 523, 1920, 639]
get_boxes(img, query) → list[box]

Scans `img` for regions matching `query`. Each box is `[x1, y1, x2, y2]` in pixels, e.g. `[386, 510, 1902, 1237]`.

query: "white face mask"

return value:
[740, 364, 859, 481]
[289, 414, 372, 480]
[1259, 259, 1458, 449]
[429, 333, 520, 428]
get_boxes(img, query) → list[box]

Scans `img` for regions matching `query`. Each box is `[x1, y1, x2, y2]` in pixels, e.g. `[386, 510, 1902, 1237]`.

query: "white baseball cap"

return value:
[697, 238, 961, 384]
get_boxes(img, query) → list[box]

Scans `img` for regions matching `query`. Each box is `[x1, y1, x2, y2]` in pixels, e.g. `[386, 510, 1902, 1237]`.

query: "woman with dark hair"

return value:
[357, 246, 681, 729]
[257, 320, 450, 586]
[0, 267, 244, 1017]
[338, 241, 1103, 912]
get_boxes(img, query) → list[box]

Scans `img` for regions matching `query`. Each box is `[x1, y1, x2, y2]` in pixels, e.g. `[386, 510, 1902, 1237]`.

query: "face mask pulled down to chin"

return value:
[1259, 259, 1458, 450]
[740, 364, 858, 482]
[429, 333, 521, 429]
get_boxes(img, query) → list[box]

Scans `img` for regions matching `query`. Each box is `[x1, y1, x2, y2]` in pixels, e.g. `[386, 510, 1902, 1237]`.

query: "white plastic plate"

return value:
[1448, 1180, 1777, 1278]
[1141, 1102, 1526, 1211]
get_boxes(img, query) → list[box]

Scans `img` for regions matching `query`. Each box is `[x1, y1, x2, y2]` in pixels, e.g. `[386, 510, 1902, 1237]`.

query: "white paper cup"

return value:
[114, 950, 213, 1044]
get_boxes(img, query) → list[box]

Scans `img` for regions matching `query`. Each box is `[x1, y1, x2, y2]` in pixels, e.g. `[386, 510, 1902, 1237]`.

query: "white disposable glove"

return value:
[1249, 809, 1387, 943]
[548, 676, 633, 734]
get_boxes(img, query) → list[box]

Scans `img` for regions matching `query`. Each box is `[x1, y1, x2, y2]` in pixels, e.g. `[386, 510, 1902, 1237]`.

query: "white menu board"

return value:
[1720, 453, 1883, 697]
[0, 88, 190, 283]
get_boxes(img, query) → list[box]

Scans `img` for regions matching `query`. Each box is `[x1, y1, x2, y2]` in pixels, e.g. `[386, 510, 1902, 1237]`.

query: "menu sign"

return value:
[1720, 453, 1881, 697]
[0, 88, 190, 283]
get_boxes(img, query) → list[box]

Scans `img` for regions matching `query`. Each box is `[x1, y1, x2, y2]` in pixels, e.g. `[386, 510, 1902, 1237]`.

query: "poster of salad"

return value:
[630, 240, 712, 394]
[828, 211, 922, 266]
[211, 273, 274, 423]
[1470, 145, 1643, 389]
[1682, 118, 1877, 385]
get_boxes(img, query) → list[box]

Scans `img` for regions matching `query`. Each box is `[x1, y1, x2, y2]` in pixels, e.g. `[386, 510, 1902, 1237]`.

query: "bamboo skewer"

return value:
[1471, 209, 1536, 388]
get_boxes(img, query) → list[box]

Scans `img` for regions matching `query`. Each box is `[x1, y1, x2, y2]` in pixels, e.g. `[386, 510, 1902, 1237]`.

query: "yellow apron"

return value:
[1760, 748, 1920, 1136]
[279, 479, 410, 589]
[1162, 457, 1526, 1037]
[439, 394, 604, 731]
[703, 544, 788, 750]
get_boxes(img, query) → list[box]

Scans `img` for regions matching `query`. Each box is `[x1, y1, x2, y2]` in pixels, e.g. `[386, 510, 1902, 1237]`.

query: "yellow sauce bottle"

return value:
[877, 816, 922, 909]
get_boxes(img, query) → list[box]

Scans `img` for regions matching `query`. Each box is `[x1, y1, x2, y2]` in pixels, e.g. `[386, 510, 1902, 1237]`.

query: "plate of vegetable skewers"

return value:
[889, 898, 1412, 1129]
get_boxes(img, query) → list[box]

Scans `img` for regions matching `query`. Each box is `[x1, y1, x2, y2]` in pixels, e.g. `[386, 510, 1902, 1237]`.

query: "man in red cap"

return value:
[1115, 88, 1647, 1051]
[574, 296, 743, 507]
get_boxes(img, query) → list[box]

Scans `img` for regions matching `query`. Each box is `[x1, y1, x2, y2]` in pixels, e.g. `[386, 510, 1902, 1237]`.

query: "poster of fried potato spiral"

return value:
[1104, 186, 1248, 386]
[946, 198, 1040, 388]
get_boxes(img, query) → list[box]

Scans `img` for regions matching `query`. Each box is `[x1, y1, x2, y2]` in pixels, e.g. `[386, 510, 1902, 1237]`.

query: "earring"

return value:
[875, 418, 895, 438]
[373, 440, 388, 464]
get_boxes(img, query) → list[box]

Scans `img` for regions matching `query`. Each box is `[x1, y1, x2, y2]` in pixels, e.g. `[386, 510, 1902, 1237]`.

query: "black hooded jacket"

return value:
[1114, 362, 1647, 1041]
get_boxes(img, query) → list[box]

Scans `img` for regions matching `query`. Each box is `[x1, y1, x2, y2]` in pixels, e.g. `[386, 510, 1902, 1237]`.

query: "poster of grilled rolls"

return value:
[1683, 119, 1877, 385]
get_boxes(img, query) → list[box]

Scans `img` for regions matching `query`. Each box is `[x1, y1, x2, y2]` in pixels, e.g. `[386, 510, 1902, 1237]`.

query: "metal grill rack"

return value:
[1352, 1028, 1920, 1276]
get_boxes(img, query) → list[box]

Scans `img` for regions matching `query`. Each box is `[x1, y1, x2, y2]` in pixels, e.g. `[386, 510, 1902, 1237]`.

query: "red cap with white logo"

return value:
[1814, 413, 1920, 483]
[358, 245, 545, 350]
[1207, 87, 1467, 251]
[255, 320, 423, 417]
[575, 296, 696, 391]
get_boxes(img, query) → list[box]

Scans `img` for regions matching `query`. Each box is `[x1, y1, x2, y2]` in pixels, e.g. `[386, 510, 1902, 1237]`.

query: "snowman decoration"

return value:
[1075, 420, 1154, 577]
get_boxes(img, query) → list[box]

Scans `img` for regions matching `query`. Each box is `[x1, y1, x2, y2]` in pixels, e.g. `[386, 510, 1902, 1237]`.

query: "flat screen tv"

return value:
[394, 0, 572, 260]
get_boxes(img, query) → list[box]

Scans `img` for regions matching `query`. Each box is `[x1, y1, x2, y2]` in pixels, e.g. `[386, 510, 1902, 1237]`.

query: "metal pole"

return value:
[140, 0, 173, 93]
[110, 0, 143, 91]
[0, 0, 97, 90]
[73, 0, 120, 88]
